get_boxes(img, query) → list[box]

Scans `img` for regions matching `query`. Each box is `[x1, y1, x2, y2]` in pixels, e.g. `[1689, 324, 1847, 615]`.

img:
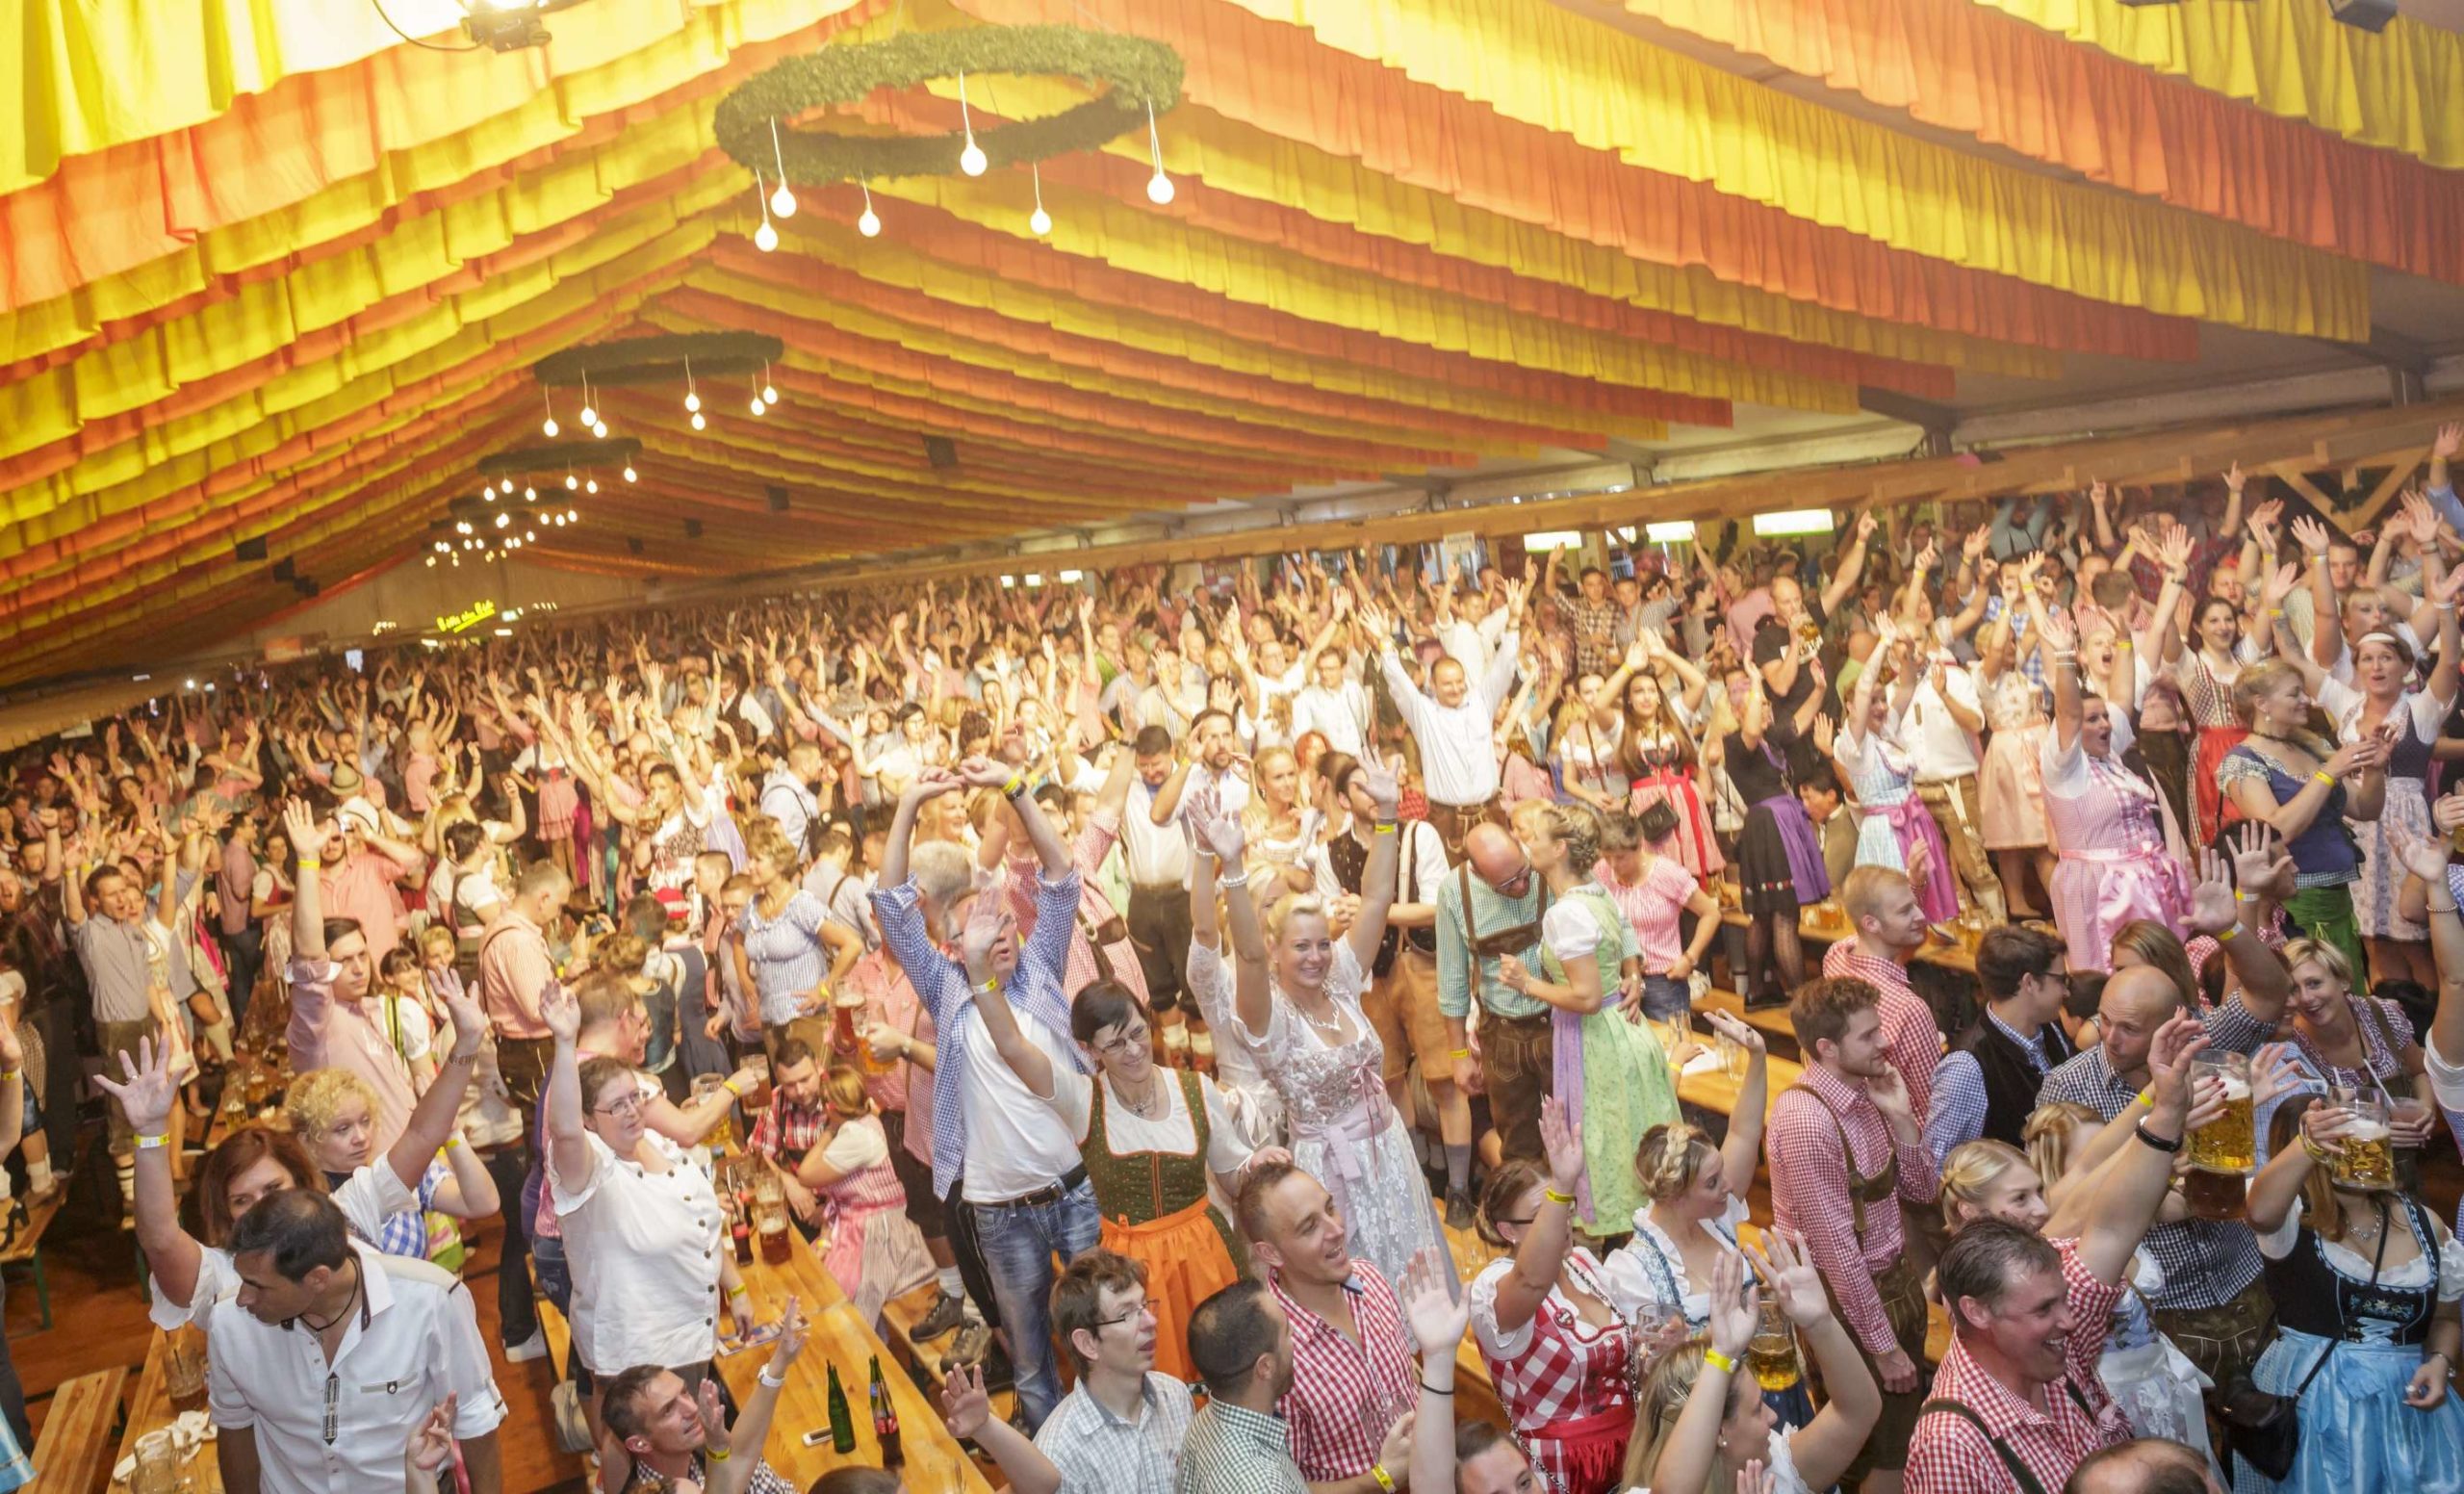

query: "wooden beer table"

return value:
[112, 1328, 223, 1494]
[717, 1225, 994, 1494]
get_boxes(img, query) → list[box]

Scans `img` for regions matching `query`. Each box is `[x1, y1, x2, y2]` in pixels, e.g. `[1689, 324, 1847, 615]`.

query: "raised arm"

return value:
[702, 1301, 808, 1494]
[959, 889, 1057, 1100]
[1703, 1010, 1767, 1189]
[1820, 511, 1878, 616]
[386, 983, 491, 1194]
[1337, 760, 1403, 971]
[2050, 1013, 2213, 1285]
[90, 1038, 205, 1306]
[284, 800, 330, 962]
[1187, 794, 1275, 1039]
[542, 981, 595, 1197]
[1743, 1230, 1881, 1493]
[1488, 1096, 1585, 1337]
[2290, 514, 2346, 670]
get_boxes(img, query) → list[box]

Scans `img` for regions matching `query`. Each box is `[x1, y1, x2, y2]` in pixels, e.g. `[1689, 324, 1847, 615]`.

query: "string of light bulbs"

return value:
[740, 73, 1173, 248]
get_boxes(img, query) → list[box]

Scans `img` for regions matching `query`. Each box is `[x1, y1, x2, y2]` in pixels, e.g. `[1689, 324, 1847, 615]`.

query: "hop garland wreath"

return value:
[712, 26, 1184, 185]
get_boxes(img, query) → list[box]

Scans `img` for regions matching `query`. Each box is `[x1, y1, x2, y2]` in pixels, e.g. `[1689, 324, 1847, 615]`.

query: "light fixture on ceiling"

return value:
[1144, 101, 1173, 205]
[957, 71, 988, 176]
[623, 464, 638, 482]
[750, 373, 767, 416]
[857, 182, 882, 239]
[761, 359, 778, 406]
[578, 374, 598, 428]
[540, 387, 559, 439]
[767, 118, 798, 219]
[752, 167, 781, 252]
[1029, 164, 1052, 237]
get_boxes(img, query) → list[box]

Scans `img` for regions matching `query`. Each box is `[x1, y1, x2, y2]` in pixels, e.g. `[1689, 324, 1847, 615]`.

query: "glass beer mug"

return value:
[2329, 1089, 2397, 1192]
[2185, 1052, 2255, 1219]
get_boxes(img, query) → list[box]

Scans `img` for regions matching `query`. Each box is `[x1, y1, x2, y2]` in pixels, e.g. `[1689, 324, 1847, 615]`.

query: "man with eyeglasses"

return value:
[1434, 822, 1553, 1163]
[940, 1249, 1193, 1494]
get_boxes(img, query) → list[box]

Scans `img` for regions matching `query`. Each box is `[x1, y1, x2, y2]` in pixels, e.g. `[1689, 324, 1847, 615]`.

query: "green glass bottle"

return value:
[868, 1353, 903, 1467]
[826, 1363, 857, 1454]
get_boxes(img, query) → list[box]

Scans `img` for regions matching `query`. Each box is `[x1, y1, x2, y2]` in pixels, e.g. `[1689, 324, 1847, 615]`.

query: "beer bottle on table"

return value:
[868, 1354, 903, 1467]
[732, 1189, 755, 1266]
[826, 1364, 857, 1454]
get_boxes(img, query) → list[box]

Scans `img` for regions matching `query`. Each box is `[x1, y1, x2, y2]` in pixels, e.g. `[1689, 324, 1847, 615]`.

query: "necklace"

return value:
[297, 1257, 363, 1335]
[1112, 1071, 1168, 1120]
[1296, 996, 1348, 1042]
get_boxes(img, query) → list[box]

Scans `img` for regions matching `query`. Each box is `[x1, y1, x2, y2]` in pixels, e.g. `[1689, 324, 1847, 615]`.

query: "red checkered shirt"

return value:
[1820, 941, 1944, 1122]
[1906, 1240, 2131, 1494]
[1469, 1250, 1635, 1481]
[1766, 1062, 1939, 1356]
[748, 1092, 826, 1171]
[1270, 1262, 1420, 1482]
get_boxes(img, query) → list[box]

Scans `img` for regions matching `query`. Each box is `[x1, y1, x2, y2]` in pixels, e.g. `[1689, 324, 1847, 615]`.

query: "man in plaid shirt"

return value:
[745, 1038, 827, 1240]
[1821, 866, 1950, 1123]
[1237, 1162, 1421, 1490]
[1767, 976, 1940, 1492]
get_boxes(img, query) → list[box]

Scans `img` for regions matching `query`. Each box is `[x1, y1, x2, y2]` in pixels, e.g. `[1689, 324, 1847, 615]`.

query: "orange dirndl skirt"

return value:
[1099, 1198, 1242, 1384]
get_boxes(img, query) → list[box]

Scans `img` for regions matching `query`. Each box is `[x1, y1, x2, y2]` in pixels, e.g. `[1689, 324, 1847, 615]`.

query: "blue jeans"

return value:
[967, 1176, 1101, 1431]
[1639, 973, 1692, 1021]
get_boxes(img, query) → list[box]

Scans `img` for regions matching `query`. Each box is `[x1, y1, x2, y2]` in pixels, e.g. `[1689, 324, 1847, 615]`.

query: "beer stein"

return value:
[691, 1074, 736, 1151]
[2328, 1089, 2397, 1192]
[2187, 1053, 2255, 1176]
[1748, 1298, 1801, 1391]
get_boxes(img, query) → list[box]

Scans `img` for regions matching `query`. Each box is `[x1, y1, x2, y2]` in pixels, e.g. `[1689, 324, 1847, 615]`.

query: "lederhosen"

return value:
[1797, 1084, 1929, 1478]
[1463, 863, 1553, 1161]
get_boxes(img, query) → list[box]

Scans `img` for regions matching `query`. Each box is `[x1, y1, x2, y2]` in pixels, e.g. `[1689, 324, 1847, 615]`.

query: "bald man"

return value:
[2062, 1437, 2223, 1494]
[2038, 913, 2291, 1392]
[1433, 822, 1552, 1161]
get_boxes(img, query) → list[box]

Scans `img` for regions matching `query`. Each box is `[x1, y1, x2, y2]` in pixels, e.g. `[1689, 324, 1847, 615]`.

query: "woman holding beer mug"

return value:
[2240, 1095, 2462, 1494]
[2277, 937, 2440, 1165]
[1625, 1232, 1879, 1494]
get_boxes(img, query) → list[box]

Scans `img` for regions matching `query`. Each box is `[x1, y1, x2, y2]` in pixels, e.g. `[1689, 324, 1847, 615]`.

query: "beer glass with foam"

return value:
[2188, 1051, 2255, 1177]
[2329, 1088, 2397, 1192]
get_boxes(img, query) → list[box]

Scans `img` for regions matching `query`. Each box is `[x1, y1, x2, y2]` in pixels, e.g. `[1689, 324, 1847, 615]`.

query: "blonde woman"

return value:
[1626, 1235, 1878, 1494]
[284, 1067, 498, 1267]
[2220, 656, 2386, 980]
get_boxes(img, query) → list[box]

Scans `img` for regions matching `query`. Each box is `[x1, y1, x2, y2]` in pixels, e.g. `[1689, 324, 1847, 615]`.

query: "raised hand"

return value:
[437, 980, 488, 1063]
[1539, 1093, 1584, 1196]
[2247, 1043, 2304, 1110]
[940, 1364, 992, 1439]
[90, 1036, 178, 1138]
[902, 766, 965, 805]
[2299, 1100, 2355, 1159]
[1184, 787, 1248, 865]
[1705, 1247, 1758, 1359]
[953, 755, 1014, 791]
[2289, 513, 2334, 558]
[2143, 1013, 2210, 1128]
[1700, 1007, 1765, 1057]
[1356, 757, 1403, 819]
[1400, 1246, 1470, 1359]
[2436, 423, 2461, 462]
[959, 876, 1011, 978]
[283, 798, 329, 863]
[541, 979, 580, 1044]
[1963, 524, 1992, 562]
[2184, 843, 2239, 936]
[2389, 829, 2455, 889]
[1741, 1226, 1829, 1329]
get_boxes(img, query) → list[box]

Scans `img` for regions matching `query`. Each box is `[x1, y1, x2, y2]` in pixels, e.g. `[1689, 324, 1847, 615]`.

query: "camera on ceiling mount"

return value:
[460, 0, 590, 52]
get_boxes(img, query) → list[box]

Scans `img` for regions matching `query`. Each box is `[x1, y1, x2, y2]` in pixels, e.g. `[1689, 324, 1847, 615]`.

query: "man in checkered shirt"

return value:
[2035, 917, 2293, 1391]
[1237, 1161, 1422, 1491]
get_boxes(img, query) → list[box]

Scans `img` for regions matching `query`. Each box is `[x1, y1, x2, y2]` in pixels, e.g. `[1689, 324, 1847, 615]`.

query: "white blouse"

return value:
[1047, 1069, 1251, 1174]
[549, 1129, 726, 1374]
[1601, 1194, 1749, 1331]
[154, 1163, 419, 1332]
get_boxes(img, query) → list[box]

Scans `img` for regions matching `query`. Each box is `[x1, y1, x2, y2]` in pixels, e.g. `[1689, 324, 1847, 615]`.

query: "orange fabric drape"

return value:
[957, 0, 2201, 362]
[1621, 0, 2464, 293]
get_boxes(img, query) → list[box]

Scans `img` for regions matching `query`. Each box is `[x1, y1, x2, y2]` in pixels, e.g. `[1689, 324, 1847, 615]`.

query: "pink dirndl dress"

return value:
[816, 1125, 933, 1332]
[2041, 727, 2193, 973]
[1626, 732, 1724, 881]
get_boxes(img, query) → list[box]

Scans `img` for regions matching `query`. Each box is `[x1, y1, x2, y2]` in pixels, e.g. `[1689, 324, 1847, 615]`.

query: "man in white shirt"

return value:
[1290, 648, 1372, 760]
[1120, 726, 1197, 1034]
[1902, 654, 2001, 921]
[209, 1191, 506, 1493]
[757, 742, 826, 855]
[1366, 584, 1527, 861]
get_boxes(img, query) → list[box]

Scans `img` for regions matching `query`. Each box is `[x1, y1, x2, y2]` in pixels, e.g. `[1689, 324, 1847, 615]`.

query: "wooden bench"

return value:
[1, 1191, 67, 1334]
[1697, 987, 1800, 1060]
[30, 1366, 126, 1494]
[875, 1280, 1015, 1430]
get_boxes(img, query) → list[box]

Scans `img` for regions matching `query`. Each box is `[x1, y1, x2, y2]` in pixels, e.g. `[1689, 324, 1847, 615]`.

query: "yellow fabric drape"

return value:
[1621, 0, 2464, 292]
[0, 0, 873, 310]
[872, 176, 1856, 415]
[1095, 0, 2370, 338]
[1975, 0, 2464, 172]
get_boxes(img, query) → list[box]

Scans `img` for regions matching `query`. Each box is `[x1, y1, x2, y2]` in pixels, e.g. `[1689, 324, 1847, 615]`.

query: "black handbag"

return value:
[2218, 1201, 2395, 1482]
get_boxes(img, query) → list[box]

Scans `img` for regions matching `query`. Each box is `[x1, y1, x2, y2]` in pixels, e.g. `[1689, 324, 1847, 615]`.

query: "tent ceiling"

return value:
[7, 0, 2464, 688]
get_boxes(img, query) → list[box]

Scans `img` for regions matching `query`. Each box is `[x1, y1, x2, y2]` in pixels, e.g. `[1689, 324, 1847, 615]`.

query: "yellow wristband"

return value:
[728, 1284, 750, 1299]
[1370, 1465, 1396, 1494]
[721, 1077, 742, 1097]
[1544, 1187, 1577, 1206]
[297, 857, 320, 871]
[1703, 1349, 1738, 1376]
[2312, 770, 2336, 787]
[444, 1136, 465, 1151]
[135, 1133, 168, 1150]
[2215, 924, 2239, 942]
[1000, 772, 1026, 798]
[706, 1447, 732, 1462]
[1373, 821, 1399, 836]
[2136, 1089, 2154, 1110]
[1449, 1048, 1472, 1061]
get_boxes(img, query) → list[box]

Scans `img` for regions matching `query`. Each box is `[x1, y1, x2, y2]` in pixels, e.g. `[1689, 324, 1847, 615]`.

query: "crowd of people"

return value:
[2, 437, 2464, 1494]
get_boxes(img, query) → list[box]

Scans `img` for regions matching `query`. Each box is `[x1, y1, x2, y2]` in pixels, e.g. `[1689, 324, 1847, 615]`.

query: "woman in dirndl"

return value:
[1703, 680, 1824, 1006]
[803, 1065, 935, 1333]
[1833, 622, 1958, 922]
[1613, 634, 1724, 885]
[970, 971, 1268, 1384]
[1471, 1099, 1639, 1494]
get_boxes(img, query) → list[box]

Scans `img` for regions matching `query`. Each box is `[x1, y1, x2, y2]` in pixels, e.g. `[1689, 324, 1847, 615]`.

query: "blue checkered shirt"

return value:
[871, 868, 1091, 1201]
[2035, 994, 2274, 1311]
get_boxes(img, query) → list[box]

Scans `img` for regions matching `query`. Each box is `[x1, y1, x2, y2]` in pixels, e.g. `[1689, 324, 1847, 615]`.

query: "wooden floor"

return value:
[13, 1161, 587, 1494]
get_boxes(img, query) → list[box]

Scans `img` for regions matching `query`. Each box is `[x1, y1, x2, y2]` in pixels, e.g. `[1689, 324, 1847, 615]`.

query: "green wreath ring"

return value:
[712, 26, 1184, 185]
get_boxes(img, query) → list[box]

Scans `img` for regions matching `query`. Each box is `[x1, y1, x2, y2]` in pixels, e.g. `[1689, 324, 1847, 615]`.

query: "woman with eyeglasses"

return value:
[970, 964, 1282, 1384]
[543, 973, 754, 1403]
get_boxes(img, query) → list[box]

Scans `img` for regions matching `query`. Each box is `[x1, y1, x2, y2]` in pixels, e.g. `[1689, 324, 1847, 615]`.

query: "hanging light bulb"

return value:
[857, 181, 881, 238]
[761, 359, 779, 406]
[540, 388, 560, 438]
[684, 356, 700, 413]
[691, 411, 706, 430]
[767, 119, 798, 218]
[623, 464, 638, 482]
[1144, 101, 1174, 204]
[593, 420, 609, 439]
[496, 512, 511, 529]
[456, 521, 473, 535]
[426, 554, 437, 568]
[751, 167, 781, 251]
[1029, 163, 1052, 236]
[567, 506, 579, 522]
[565, 472, 579, 491]
[957, 71, 988, 176]
[585, 477, 600, 494]
[500, 477, 515, 495]
[526, 530, 538, 544]
[750, 374, 767, 416]
[524, 485, 536, 502]
[578, 375, 597, 428]
[484, 487, 497, 502]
